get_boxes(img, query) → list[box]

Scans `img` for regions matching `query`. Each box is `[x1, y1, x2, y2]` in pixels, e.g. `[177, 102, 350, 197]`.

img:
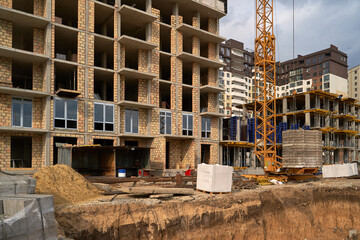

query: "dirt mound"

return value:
[33, 164, 101, 206]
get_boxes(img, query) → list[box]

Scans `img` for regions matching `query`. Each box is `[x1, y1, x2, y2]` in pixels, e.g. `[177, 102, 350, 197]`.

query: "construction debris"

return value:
[232, 178, 258, 191]
[33, 165, 101, 205]
[323, 163, 359, 178]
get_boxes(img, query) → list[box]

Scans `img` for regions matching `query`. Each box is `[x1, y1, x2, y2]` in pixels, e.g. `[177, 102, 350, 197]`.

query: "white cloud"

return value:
[220, 0, 360, 68]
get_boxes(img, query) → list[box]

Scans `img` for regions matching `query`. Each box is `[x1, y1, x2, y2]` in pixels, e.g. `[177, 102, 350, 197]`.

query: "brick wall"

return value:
[33, 63, 44, 91]
[33, 98, 45, 129]
[208, 68, 217, 86]
[0, 58, 12, 86]
[88, 35, 95, 66]
[33, 28, 45, 54]
[89, 1, 95, 32]
[77, 66, 85, 97]
[0, 19, 12, 47]
[192, 36, 200, 56]
[0, 0, 11, 8]
[139, 109, 147, 135]
[208, 18, 217, 34]
[208, 43, 216, 60]
[138, 79, 147, 103]
[87, 68, 94, 99]
[78, 0, 86, 31]
[138, 50, 147, 72]
[33, 0, 45, 17]
[208, 92, 217, 112]
[78, 33, 86, 64]
[0, 94, 11, 127]
[150, 137, 166, 169]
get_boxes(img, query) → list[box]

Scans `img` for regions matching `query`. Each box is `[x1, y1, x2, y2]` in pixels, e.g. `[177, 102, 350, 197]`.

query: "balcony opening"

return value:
[55, 0, 78, 28]
[160, 25, 171, 52]
[12, 24, 33, 52]
[200, 67, 209, 86]
[159, 82, 171, 109]
[94, 71, 114, 101]
[11, 136, 32, 168]
[55, 27, 78, 62]
[200, 39, 209, 58]
[12, 60, 32, 90]
[53, 137, 77, 165]
[120, 18, 147, 41]
[124, 79, 138, 102]
[152, 0, 172, 25]
[121, 0, 146, 12]
[179, 9, 193, 26]
[124, 47, 139, 70]
[54, 62, 77, 91]
[94, 139, 114, 146]
[96, 0, 115, 6]
[13, 0, 34, 14]
[201, 144, 210, 164]
[94, 37, 114, 69]
[182, 34, 192, 54]
[182, 62, 192, 85]
[159, 54, 170, 81]
[200, 16, 210, 32]
[182, 87, 192, 112]
[94, 3, 114, 37]
[200, 92, 209, 112]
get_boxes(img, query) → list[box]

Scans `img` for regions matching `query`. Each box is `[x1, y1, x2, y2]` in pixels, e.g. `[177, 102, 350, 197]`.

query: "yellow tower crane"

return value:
[254, 0, 282, 172]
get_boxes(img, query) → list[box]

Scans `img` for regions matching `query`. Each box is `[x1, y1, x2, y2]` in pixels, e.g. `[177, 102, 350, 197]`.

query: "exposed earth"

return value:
[55, 178, 360, 240]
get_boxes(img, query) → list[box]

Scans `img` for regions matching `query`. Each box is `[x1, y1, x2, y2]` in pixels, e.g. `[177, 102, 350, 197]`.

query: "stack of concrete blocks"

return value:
[0, 173, 57, 239]
[322, 163, 359, 178]
[196, 163, 233, 193]
[282, 130, 323, 168]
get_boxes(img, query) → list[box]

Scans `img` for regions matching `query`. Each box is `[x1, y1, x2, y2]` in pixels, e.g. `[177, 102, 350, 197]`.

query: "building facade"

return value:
[276, 45, 348, 98]
[219, 39, 254, 116]
[348, 65, 360, 100]
[0, 0, 227, 170]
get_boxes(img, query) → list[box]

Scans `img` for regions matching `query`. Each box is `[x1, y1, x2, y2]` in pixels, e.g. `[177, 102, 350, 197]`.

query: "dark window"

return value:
[54, 98, 77, 129]
[125, 109, 139, 134]
[11, 137, 32, 168]
[94, 103, 114, 131]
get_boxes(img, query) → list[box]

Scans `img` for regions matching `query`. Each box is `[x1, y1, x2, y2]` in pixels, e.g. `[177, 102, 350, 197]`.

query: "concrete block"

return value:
[0, 181, 16, 196]
[3, 198, 36, 218]
[15, 180, 28, 194]
[196, 164, 233, 193]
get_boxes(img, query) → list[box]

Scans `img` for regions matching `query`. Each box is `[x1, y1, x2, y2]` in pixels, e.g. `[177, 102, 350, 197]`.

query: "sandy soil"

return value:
[55, 178, 360, 240]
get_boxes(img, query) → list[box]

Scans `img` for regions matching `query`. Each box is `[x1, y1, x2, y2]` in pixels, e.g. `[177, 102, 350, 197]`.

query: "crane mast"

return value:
[254, 0, 282, 172]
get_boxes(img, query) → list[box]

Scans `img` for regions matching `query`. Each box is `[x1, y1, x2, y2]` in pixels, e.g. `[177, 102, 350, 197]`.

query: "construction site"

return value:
[0, 0, 360, 239]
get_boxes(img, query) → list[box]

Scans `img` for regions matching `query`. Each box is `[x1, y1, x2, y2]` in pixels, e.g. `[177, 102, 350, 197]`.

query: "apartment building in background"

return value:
[0, 0, 227, 170]
[219, 39, 254, 116]
[276, 45, 348, 97]
[348, 65, 360, 99]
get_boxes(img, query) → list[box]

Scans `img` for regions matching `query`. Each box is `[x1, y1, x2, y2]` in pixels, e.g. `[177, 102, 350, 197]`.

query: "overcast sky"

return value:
[220, 0, 360, 69]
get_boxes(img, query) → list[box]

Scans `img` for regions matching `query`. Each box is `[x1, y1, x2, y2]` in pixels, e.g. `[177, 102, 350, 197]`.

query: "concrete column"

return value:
[305, 93, 310, 110]
[146, 0, 152, 13]
[282, 98, 287, 123]
[305, 113, 310, 126]
[315, 95, 320, 109]
[236, 117, 240, 141]
[324, 150, 330, 165]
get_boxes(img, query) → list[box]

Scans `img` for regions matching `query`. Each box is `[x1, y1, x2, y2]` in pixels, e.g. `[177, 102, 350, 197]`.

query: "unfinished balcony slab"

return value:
[119, 133, 154, 139]
[200, 85, 225, 93]
[163, 134, 195, 140]
[174, 0, 226, 18]
[177, 23, 226, 44]
[177, 52, 225, 69]
[0, 46, 49, 63]
[119, 35, 157, 51]
[0, 86, 49, 98]
[93, 0, 116, 9]
[118, 68, 157, 80]
[55, 89, 81, 98]
[200, 112, 225, 118]
[0, 126, 47, 134]
[118, 100, 157, 109]
[118, 5, 157, 27]
[0, 6, 50, 29]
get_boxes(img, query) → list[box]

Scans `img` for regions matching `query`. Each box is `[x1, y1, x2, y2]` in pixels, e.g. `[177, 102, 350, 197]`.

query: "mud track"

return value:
[56, 179, 360, 240]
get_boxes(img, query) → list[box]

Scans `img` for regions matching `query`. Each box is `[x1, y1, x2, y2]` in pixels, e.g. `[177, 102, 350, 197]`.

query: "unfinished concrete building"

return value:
[221, 91, 360, 167]
[0, 0, 227, 173]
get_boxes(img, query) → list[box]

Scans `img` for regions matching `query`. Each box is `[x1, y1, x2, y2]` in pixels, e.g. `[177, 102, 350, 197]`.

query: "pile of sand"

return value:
[33, 164, 101, 206]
